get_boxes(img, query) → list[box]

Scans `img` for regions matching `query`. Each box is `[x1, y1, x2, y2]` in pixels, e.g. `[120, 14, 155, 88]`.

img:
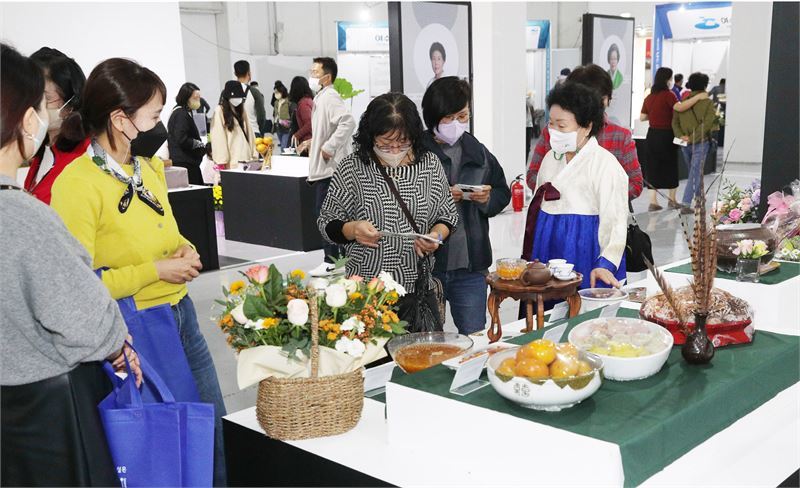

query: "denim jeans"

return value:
[312, 177, 343, 264]
[681, 140, 710, 205]
[433, 269, 488, 335]
[172, 295, 227, 487]
[278, 131, 290, 149]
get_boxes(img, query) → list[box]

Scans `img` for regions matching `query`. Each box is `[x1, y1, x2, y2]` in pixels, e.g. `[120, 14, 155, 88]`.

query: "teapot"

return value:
[520, 260, 552, 286]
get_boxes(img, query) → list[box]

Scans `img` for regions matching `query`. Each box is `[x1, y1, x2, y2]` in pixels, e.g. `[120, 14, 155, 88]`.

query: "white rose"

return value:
[287, 299, 309, 326]
[325, 283, 348, 308]
[347, 338, 366, 357]
[231, 303, 248, 324]
[334, 337, 351, 355]
[308, 277, 329, 292]
[338, 278, 358, 295]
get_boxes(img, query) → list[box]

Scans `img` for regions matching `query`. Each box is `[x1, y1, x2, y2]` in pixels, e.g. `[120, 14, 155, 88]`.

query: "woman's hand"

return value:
[470, 185, 492, 204]
[414, 232, 441, 258]
[109, 335, 142, 387]
[590, 268, 621, 288]
[344, 220, 381, 248]
[450, 186, 463, 203]
[173, 245, 202, 271]
[155, 256, 202, 284]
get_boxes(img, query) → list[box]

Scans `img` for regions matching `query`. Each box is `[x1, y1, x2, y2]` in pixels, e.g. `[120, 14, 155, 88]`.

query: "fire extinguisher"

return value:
[511, 174, 525, 212]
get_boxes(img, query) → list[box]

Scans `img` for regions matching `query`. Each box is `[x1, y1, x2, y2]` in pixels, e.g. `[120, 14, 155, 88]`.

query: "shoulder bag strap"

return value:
[375, 163, 421, 234]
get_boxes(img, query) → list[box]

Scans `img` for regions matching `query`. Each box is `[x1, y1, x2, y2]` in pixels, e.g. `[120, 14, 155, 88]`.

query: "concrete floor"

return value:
[187, 154, 762, 415]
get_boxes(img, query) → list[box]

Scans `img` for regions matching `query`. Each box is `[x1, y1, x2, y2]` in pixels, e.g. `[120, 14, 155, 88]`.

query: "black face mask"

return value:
[127, 120, 168, 158]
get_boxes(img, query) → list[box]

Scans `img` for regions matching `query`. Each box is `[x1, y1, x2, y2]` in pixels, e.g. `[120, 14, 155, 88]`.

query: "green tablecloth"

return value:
[665, 260, 800, 285]
[388, 308, 800, 486]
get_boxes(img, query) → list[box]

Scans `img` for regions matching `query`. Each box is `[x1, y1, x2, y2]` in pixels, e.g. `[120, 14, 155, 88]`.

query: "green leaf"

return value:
[214, 299, 229, 307]
[333, 78, 365, 100]
[222, 285, 229, 297]
[243, 294, 270, 320]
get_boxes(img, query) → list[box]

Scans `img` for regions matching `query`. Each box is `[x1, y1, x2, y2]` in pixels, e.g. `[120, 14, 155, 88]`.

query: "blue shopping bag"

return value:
[94, 268, 200, 403]
[116, 296, 201, 403]
[99, 350, 214, 487]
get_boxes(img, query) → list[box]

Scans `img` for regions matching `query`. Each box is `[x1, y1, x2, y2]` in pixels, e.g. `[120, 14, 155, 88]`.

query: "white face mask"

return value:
[46, 96, 73, 132]
[229, 98, 243, 107]
[373, 145, 410, 168]
[308, 77, 321, 92]
[549, 128, 578, 155]
[26, 109, 49, 159]
[668, 80, 674, 89]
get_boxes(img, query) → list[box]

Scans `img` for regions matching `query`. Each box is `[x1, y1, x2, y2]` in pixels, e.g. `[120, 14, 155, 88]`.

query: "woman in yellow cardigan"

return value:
[51, 58, 226, 486]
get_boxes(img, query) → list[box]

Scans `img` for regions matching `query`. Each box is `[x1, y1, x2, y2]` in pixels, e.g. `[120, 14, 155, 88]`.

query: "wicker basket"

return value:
[255, 292, 364, 440]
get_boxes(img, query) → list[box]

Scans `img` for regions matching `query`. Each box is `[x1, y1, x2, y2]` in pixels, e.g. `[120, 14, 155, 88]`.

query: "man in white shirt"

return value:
[307, 57, 356, 272]
[234, 60, 260, 138]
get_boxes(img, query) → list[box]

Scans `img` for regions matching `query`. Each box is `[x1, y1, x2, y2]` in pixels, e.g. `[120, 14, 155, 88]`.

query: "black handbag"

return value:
[376, 164, 445, 332]
[626, 214, 653, 272]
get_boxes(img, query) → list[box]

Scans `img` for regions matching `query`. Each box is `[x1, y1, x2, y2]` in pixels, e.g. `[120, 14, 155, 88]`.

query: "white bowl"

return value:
[568, 317, 673, 381]
[578, 288, 629, 314]
[487, 348, 603, 412]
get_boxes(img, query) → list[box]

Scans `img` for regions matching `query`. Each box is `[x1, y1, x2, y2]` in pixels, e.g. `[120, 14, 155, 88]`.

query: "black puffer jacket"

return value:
[422, 131, 511, 273]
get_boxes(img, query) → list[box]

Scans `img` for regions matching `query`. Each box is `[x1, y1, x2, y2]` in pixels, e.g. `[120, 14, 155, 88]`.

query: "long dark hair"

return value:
[1, 43, 45, 158]
[353, 92, 426, 165]
[30, 50, 86, 152]
[274, 80, 288, 98]
[652, 67, 673, 93]
[288, 76, 313, 104]
[61, 58, 166, 151]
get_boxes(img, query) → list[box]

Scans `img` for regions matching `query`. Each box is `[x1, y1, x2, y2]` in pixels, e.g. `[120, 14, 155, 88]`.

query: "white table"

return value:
[224, 299, 799, 486]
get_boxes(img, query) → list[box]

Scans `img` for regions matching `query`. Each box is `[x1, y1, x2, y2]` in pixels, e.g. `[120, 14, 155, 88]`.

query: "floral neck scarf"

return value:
[90, 139, 164, 215]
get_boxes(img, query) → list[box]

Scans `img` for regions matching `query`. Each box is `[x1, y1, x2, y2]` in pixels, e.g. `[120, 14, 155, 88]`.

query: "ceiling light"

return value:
[359, 8, 370, 22]
[620, 12, 632, 18]
[679, 5, 686, 12]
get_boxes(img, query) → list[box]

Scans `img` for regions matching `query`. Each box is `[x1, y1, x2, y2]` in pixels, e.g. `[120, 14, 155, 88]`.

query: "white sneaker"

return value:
[308, 262, 336, 277]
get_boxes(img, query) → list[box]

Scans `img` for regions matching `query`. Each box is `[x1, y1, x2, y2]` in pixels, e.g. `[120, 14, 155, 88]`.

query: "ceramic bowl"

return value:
[578, 288, 629, 314]
[487, 348, 603, 412]
[568, 317, 673, 381]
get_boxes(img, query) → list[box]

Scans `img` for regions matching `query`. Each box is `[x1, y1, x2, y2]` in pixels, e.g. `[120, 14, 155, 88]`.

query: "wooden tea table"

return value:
[485, 272, 583, 342]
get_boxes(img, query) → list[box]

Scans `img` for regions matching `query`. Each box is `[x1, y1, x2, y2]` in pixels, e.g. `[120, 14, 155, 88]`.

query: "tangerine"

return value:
[496, 358, 516, 377]
[514, 357, 549, 379]
[519, 339, 556, 365]
[577, 360, 593, 375]
[549, 357, 579, 378]
[555, 343, 579, 359]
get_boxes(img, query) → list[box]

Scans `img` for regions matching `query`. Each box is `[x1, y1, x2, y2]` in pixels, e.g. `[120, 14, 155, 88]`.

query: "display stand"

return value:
[219, 156, 323, 251]
[168, 185, 219, 272]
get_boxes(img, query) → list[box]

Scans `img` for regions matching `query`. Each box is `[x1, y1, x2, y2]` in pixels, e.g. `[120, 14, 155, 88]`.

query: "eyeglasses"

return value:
[375, 142, 412, 152]
[442, 112, 471, 124]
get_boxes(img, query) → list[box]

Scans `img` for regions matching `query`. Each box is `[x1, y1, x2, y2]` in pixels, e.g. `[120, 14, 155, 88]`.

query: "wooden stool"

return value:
[485, 272, 583, 343]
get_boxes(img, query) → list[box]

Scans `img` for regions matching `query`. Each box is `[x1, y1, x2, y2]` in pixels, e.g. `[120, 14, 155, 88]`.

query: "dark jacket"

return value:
[167, 106, 205, 166]
[422, 131, 511, 273]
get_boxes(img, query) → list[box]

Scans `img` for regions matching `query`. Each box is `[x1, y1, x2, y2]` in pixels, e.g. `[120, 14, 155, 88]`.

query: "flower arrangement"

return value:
[731, 239, 769, 260]
[712, 179, 761, 225]
[212, 185, 223, 211]
[217, 264, 408, 386]
[762, 188, 800, 262]
[775, 236, 800, 262]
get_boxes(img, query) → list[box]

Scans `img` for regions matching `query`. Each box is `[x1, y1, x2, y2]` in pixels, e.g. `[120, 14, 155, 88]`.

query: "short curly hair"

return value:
[546, 82, 605, 137]
[353, 92, 426, 165]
